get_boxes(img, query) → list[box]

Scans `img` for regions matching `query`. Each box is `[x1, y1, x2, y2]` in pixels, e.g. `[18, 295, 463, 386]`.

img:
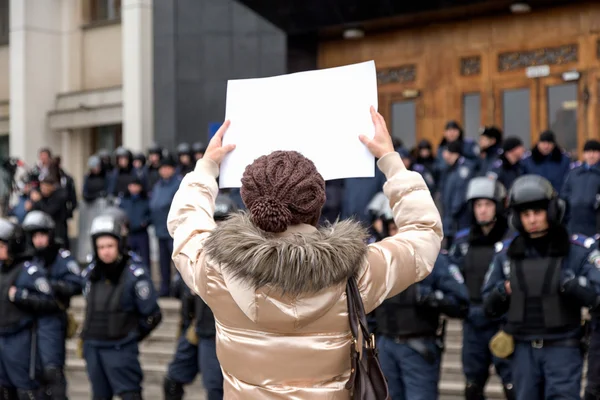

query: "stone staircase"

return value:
[64, 297, 506, 400]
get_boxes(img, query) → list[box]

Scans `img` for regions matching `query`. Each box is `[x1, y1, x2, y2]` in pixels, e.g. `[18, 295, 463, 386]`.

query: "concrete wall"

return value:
[0, 44, 8, 100]
[82, 23, 122, 90]
[153, 0, 286, 151]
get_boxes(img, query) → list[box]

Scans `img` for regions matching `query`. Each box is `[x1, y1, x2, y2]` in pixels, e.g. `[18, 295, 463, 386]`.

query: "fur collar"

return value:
[531, 145, 563, 164]
[204, 212, 369, 296]
[507, 226, 569, 259]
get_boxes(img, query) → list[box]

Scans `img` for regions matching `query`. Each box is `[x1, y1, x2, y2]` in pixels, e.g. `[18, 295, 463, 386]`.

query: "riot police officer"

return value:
[191, 142, 205, 161]
[163, 194, 236, 400]
[146, 144, 163, 189]
[176, 143, 194, 176]
[483, 175, 600, 400]
[22, 211, 83, 400]
[0, 218, 60, 400]
[375, 250, 469, 400]
[109, 147, 136, 198]
[449, 177, 514, 399]
[81, 211, 162, 400]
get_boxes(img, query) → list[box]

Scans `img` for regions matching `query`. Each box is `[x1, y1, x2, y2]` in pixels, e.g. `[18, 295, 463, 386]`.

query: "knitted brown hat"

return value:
[241, 151, 326, 233]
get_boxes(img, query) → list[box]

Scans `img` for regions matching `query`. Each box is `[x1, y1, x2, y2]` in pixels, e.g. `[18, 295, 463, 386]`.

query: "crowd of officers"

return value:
[4, 120, 600, 400]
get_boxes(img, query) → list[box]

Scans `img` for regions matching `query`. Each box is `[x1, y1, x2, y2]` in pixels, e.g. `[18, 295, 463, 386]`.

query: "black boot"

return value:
[503, 383, 515, 400]
[584, 390, 600, 400]
[0, 387, 17, 400]
[16, 389, 37, 400]
[465, 382, 484, 400]
[163, 377, 184, 400]
[42, 367, 67, 400]
[120, 392, 142, 400]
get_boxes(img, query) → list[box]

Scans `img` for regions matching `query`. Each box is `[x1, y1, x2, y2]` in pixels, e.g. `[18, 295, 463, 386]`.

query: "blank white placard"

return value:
[218, 60, 378, 188]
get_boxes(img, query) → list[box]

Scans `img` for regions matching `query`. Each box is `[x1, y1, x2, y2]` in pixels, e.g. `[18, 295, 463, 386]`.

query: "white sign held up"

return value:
[218, 60, 378, 189]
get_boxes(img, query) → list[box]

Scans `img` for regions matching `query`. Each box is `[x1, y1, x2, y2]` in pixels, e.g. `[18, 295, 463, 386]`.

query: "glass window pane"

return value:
[547, 83, 577, 157]
[391, 100, 416, 150]
[502, 88, 531, 148]
[462, 93, 481, 140]
[93, 124, 122, 154]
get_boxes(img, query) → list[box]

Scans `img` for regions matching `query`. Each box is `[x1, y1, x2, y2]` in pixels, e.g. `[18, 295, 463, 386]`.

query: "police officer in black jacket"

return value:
[81, 211, 162, 400]
[483, 175, 600, 400]
[449, 177, 514, 399]
[0, 218, 60, 400]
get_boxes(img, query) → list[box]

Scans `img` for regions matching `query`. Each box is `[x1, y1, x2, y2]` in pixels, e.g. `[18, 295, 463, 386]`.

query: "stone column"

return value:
[122, 0, 153, 152]
[9, 0, 62, 164]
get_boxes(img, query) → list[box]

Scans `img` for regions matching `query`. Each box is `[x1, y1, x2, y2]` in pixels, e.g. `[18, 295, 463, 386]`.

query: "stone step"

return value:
[66, 376, 206, 400]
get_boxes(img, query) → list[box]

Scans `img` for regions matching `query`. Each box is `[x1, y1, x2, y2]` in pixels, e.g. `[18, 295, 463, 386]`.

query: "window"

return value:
[502, 88, 531, 149]
[462, 93, 481, 139]
[89, 0, 121, 23]
[91, 124, 122, 155]
[547, 83, 577, 157]
[0, 0, 8, 45]
[391, 100, 417, 150]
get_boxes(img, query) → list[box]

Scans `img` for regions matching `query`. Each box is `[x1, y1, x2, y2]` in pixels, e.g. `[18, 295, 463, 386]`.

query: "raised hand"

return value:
[359, 106, 395, 159]
[204, 120, 236, 166]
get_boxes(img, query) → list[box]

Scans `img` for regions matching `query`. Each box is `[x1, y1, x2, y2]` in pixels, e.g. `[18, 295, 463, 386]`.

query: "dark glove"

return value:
[561, 275, 600, 310]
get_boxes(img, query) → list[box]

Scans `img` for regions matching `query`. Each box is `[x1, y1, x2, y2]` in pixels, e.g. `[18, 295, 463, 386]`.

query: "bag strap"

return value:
[346, 277, 373, 348]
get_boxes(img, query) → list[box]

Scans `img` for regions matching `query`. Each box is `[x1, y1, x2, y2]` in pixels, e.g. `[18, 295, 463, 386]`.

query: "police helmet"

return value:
[97, 149, 111, 159]
[88, 155, 101, 170]
[507, 175, 565, 231]
[214, 194, 238, 221]
[147, 144, 162, 155]
[90, 211, 129, 253]
[366, 192, 393, 222]
[133, 152, 146, 165]
[177, 143, 192, 156]
[466, 177, 507, 219]
[22, 211, 55, 233]
[192, 142, 206, 154]
[0, 218, 27, 258]
[114, 146, 132, 160]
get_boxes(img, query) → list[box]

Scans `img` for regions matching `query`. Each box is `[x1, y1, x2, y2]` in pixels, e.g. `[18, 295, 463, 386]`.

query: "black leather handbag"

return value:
[345, 277, 391, 400]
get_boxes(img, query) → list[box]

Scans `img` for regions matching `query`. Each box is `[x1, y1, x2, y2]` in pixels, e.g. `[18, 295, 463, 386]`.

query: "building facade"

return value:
[0, 0, 285, 192]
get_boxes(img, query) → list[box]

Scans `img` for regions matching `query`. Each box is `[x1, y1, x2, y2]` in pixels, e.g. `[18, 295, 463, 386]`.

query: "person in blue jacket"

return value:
[449, 177, 514, 400]
[486, 137, 525, 191]
[477, 126, 503, 176]
[150, 154, 182, 297]
[22, 211, 83, 400]
[118, 176, 151, 269]
[560, 139, 600, 237]
[0, 218, 61, 400]
[435, 121, 479, 191]
[81, 211, 162, 400]
[375, 250, 469, 400]
[482, 175, 600, 400]
[522, 130, 571, 194]
[441, 140, 477, 247]
[397, 148, 436, 194]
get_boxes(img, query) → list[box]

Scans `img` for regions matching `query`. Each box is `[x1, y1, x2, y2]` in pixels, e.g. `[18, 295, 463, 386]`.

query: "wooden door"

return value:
[493, 78, 539, 149]
[538, 75, 584, 159]
[381, 91, 424, 151]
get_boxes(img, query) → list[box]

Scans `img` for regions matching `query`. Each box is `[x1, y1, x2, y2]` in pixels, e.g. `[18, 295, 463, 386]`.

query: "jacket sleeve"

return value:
[482, 254, 510, 318]
[359, 152, 443, 313]
[167, 158, 219, 298]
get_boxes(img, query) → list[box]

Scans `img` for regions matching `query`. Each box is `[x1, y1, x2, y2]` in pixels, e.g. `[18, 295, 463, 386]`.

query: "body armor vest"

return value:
[82, 269, 138, 341]
[195, 296, 216, 337]
[464, 245, 495, 303]
[0, 265, 30, 330]
[506, 257, 581, 335]
[374, 284, 439, 338]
